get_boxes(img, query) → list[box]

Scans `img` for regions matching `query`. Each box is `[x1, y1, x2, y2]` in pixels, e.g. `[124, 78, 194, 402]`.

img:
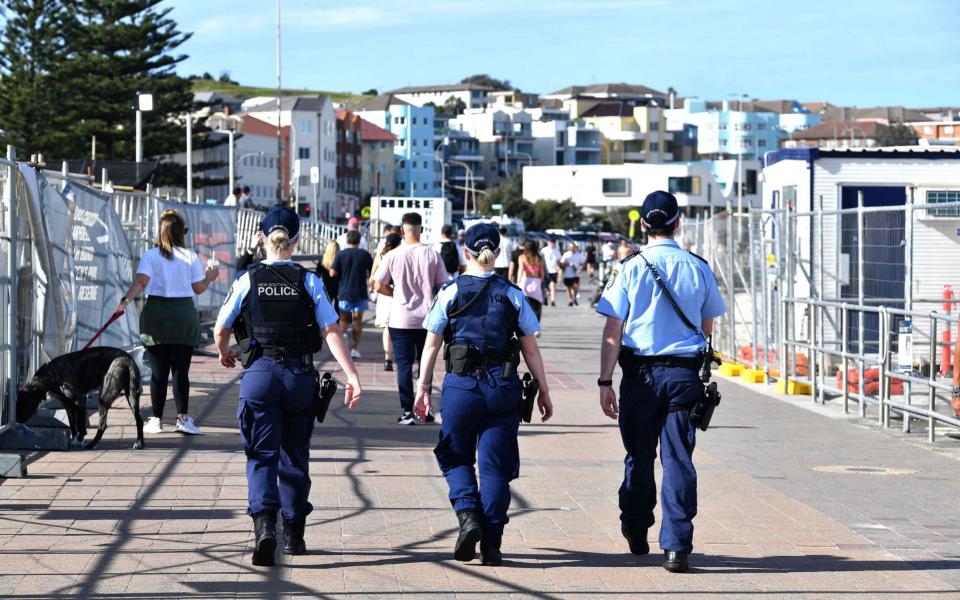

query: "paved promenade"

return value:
[3, 287, 960, 598]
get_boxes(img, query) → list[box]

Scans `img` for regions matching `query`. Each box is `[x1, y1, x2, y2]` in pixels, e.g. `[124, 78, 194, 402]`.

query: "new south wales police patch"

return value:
[605, 269, 618, 290]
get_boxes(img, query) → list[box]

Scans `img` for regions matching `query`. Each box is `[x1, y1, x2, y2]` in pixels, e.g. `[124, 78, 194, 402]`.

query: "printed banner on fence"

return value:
[159, 200, 237, 311]
[44, 181, 141, 352]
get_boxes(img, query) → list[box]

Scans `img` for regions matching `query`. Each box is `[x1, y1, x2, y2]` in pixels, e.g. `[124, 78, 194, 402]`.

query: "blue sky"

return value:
[169, 0, 959, 107]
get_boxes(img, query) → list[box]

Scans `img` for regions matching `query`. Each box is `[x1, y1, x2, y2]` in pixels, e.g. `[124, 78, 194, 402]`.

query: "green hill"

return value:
[191, 79, 368, 103]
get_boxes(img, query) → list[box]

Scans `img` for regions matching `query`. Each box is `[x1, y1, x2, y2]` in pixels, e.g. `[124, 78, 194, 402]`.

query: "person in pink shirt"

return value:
[373, 212, 447, 425]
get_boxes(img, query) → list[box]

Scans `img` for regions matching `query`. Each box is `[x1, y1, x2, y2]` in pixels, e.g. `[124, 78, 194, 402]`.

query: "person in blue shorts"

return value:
[330, 230, 374, 359]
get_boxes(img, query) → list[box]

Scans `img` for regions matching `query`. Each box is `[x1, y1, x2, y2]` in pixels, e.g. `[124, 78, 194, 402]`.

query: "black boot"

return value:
[621, 522, 649, 555]
[480, 535, 502, 566]
[663, 550, 689, 573]
[251, 512, 277, 566]
[453, 510, 483, 562]
[282, 519, 307, 555]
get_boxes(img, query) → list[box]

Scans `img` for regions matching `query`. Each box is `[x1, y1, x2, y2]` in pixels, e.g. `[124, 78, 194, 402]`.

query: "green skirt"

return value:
[139, 296, 200, 347]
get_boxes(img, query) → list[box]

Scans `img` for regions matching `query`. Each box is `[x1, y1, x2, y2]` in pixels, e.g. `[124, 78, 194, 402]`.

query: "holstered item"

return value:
[446, 344, 473, 375]
[445, 344, 509, 377]
[315, 372, 337, 423]
[501, 337, 521, 380]
[618, 347, 641, 378]
[520, 372, 539, 423]
[690, 382, 721, 431]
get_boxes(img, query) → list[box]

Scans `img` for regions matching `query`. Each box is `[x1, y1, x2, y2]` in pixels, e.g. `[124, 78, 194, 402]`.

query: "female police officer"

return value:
[413, 223, 553, 566]
[214, 206, 362, 567]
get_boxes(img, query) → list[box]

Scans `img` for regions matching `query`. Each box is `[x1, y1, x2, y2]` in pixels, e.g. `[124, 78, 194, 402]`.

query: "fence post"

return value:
[878, 306, 888, 426]
[809, 300, 818, 403]
[727, 200, 736, 361]
[841, 305, 849, 414]
[4, 146, 19, 431]
[748, 211, 758, 369]
[928, 316, 938, 443]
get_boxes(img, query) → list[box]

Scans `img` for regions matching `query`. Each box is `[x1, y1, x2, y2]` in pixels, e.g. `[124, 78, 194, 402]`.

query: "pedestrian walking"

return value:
[540, 238, 561, 307]
[517, 240, 545, 323]
[433, 224, 465, 279]
[370, 233, 402, 371]
[317, 240, 339, 305]
[585, 244, 598, 280]
[115, 209, 220, 436]
[413, 223, 553, 565]
[337, 216, 368, 250]
[372, 212, 447, 425]
[213, 206, 361, 567]
[595, 190, 725, 573]
[239, 186, 253, 209]
[224, 186, 241, 207]
[330, 230, 373, 359]
[493, 226, 514, 278]
[560, 242, 586, 306]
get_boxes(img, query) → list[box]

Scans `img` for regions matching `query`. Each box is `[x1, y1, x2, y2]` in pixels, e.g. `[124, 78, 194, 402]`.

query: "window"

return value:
[924, 126, 934, 134]
[744, 169, 758, 194]
[413, 182, 418, 191]
[668, 176, 701, 195]
[602, 177, 630, 196]
[758, 139, 767, 147]
[299, 121, 312, 133]
[758, 123, 767, 130]
[945, 126, 955, 134]
[399, 160, 406, 168]
[298, 147, 310, 159]
[650, 142, 659, 152]
[650, 121, 659, 132]
[719, 123, 727, 130]
[928, 190, 960, 217]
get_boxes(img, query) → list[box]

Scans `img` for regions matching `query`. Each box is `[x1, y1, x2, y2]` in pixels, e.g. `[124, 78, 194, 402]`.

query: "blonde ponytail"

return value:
[475, 248, 496, 267]
[266, 229, 292, 254]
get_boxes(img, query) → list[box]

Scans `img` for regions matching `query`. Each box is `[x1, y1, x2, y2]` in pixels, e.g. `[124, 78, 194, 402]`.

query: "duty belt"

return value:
[618, 348, 700, 376]
[260, 346, 313, 364]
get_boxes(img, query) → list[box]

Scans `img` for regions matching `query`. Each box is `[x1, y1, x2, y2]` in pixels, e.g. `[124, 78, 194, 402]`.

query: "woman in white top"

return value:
[115, 210, 219, 435]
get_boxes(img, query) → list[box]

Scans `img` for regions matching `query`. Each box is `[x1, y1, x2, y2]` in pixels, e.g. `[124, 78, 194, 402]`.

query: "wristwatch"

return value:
[952, 385, 960, 398]
[597, 378, 613, 388]
[120, 296, 131, 307]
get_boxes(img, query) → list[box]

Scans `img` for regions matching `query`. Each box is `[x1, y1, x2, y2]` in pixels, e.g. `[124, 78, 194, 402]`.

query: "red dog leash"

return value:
[82, 310, 124, 350]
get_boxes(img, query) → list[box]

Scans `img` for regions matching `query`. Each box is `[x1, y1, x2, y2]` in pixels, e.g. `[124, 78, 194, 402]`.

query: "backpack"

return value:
[440, 241, 460, 275]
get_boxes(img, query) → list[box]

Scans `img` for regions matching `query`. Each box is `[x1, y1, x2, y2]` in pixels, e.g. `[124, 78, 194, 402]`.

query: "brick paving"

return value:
[3, 285, 960, 598]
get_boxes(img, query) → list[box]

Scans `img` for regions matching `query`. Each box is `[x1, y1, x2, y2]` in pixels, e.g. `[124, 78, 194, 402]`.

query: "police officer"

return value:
[214, 206, 362, 567]
[595, 191, 725, 573]
[413, 223, 553, 566]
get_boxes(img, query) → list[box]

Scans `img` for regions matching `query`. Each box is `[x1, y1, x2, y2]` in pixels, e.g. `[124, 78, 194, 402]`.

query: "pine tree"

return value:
[65, 0, 225, 188]
[0, 0, 76, 158]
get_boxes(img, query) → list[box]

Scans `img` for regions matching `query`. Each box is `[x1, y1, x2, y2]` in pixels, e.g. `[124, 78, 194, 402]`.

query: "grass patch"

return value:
[191, 79, 369, 103]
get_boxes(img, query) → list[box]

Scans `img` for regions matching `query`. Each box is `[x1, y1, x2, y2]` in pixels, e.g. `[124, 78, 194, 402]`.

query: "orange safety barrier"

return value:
[843, 380, 905, 396]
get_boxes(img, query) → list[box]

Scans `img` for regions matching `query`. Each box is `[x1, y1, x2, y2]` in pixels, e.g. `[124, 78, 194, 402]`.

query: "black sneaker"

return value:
[397, 412, 416, 425]
[384, 359, 393, 371]
[423, 409, 436, 423]
[551, 301, 556, 307]
[568, 301, 573, 307]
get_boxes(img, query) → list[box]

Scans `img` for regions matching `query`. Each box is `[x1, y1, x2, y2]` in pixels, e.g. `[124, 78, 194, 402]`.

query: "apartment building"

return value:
[388, 83, 494, 110]
[336, 110, 362, 201]
[242, 95, 337, 218]
[358, 119, 396, 200]
[354, 94, 439, 197]
[235, 115, 287, 207]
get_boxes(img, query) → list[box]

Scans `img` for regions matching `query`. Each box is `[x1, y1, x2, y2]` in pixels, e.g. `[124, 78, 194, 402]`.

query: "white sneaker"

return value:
[143, 417, 163, 434]
[175, 416, 201, 435]
[350, 348, 361, 359]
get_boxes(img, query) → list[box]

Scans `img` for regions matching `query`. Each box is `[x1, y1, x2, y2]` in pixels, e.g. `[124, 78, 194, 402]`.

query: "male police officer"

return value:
[595, 190, 725, 573]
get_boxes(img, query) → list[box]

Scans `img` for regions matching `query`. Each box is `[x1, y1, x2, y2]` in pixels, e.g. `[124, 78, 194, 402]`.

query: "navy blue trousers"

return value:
[434, 368, 521, 543]
[237, 357, 317, 523]
[388, 328, 428, 413]
[618, 366, 699, 553]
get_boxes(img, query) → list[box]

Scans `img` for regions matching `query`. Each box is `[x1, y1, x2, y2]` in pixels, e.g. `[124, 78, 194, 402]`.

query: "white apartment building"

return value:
[450, 108, 536, 188]
[242, 95, 337, 219]
[234, 115, 283, 208]
[388, 83, 494, 110]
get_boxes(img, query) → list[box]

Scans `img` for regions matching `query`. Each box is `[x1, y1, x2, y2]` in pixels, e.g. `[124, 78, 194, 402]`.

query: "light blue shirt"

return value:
[215, 259, 340, 330]
[423, 272, 541, 337]
[596, 239, 725, 357]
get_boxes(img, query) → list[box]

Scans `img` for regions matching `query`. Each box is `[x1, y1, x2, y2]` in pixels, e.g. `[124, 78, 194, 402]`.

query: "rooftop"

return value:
[350, 93, 412, 112]
[244, 95, 332, 113]
[358, 118, 397, 142]
[790, 120, 885, 140]
[544, 83, 666, 99]
[387, 83, 496, 94]
[240, 115, 290, 136]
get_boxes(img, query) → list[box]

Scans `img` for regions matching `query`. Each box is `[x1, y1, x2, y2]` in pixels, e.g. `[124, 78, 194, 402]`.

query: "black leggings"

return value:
[146, 344, 193, 418]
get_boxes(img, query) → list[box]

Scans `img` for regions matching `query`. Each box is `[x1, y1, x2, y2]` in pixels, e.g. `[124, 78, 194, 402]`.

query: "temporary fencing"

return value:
[690, 196, 960, 441]
[0, 151, 349, 435]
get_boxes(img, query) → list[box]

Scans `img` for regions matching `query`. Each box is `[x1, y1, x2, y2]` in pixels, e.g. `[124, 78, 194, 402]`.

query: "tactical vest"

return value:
[234, 262, 323, 365]
[443, 274, 520, 359]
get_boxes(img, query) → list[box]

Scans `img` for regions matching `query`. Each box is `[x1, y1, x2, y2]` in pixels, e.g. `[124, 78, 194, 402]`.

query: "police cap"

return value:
[465, 223, 500, 256]
[260, 206, 300, 239]
[640, 190, 680, 229]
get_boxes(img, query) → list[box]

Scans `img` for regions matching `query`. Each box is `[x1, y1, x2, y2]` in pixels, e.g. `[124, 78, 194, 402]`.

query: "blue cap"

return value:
[465, 223, 500, 255]
[260, 206, 300, 239]
[640, 190, 680, 228]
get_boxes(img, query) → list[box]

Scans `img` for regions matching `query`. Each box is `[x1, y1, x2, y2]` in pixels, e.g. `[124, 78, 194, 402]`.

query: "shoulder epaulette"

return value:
[440, 279, 458, 291]
[619, 251, 643, 266]
[686, 250, 708, 264]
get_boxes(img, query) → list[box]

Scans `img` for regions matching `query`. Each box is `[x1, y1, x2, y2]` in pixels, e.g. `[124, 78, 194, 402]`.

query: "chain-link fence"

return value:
[705, 197, 960, 440]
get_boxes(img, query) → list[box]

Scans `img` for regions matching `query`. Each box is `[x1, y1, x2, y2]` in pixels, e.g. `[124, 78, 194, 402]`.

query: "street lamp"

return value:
[206, 111, 244, 195]
[135, 92, 153, 164]
[447, 159, 477, 214]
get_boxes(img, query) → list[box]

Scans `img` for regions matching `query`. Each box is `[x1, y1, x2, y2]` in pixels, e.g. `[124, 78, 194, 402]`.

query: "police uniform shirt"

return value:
[596, 239, 725, 357]
[215, 259, 340, 330]
[423, 273, 542, 337]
